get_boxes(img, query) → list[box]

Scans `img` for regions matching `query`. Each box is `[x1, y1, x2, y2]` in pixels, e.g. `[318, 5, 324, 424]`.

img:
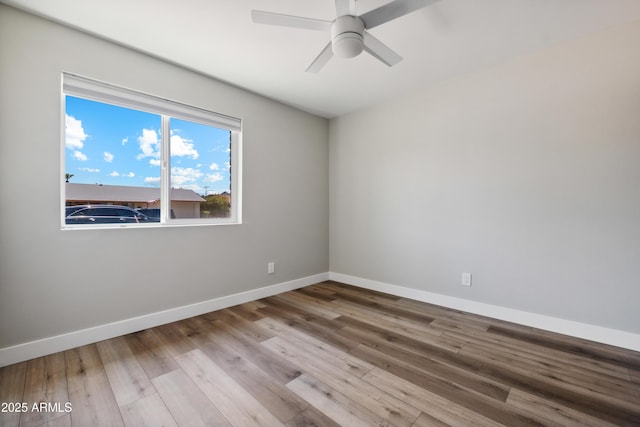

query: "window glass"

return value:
[64, 95, 162, 222]
[169, 118, 232, 219]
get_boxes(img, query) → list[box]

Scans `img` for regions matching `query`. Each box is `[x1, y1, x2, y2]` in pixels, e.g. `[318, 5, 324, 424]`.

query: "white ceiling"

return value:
[5, 0, 640, 118]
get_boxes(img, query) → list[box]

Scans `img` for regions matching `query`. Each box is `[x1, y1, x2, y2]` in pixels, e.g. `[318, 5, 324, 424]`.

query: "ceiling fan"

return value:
[252, 0, 441, 73]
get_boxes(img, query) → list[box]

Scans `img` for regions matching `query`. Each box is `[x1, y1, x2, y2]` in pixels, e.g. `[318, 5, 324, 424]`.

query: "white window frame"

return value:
[61, 73, 242, 229]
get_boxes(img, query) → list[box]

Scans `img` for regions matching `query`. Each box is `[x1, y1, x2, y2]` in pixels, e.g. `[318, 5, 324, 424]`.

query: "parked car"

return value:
[135, 208, 175, 222]
[64, 205, 85, 217]
[65, 205, 150, 224]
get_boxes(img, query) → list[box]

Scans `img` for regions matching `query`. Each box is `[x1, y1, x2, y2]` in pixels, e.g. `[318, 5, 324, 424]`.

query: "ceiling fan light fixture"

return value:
[330, 15, 365, 58]
[332, 32, 364, 58]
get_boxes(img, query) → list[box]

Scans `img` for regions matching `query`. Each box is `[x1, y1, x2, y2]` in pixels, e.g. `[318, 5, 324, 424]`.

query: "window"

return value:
[62, 73, 241, 228]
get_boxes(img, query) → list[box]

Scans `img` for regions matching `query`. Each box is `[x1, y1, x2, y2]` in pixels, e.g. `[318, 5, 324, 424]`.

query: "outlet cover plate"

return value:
[462, 272, 472, 287]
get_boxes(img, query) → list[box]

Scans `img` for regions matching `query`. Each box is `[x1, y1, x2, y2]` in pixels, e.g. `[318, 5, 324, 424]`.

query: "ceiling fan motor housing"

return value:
[331, 15, 365, 58]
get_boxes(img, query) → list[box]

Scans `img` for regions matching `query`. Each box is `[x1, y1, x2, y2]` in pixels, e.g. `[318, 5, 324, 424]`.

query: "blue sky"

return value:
[65, 96, 231, 195]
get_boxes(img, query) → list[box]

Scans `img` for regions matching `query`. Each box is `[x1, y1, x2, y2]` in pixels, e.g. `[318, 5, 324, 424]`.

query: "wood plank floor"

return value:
[2, 281, 640, 426]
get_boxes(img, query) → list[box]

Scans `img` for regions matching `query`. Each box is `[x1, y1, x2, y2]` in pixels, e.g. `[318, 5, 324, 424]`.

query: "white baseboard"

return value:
[3, 270, 637, 367]
[329, 272, 640, 352]
[0, 272, 329, 367]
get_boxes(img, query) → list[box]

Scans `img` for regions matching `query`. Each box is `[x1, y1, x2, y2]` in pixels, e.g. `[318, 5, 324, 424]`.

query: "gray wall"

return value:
[0, 5, 329, 349]
[330, 19, 640, 334]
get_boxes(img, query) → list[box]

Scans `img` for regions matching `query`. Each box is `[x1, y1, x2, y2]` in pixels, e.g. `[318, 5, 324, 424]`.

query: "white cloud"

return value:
[137, 129, 160, 160]
[65, 114, 88, 149]
[149, 159, 161, 167]
[103, 151, 114, 163]
[122, 137, 128, 145]
[144, 176, 160, 184]
[177, 183, 203, 193]
[171, 166, 203, 186]
[205, 172, 224, 183]
[79, 167, 100, 173]
[170, 135, 198, 159]
[73, 151, 88, 161]
[171, 176, 189, 186]
[108, 171, 134, 178]
[209, 162, 219, 170]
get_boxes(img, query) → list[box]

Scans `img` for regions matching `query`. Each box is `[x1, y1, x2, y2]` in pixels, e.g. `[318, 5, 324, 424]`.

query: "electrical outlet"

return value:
[462, 272, 472, 287]
[267, 262, 275, 274]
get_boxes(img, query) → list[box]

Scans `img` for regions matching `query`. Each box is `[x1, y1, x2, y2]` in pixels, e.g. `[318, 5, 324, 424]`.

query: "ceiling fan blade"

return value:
[360, 0, 441, 29]
[306, 42, 334, 73]
[363, 31, 402, 67]
[251, 10, 331, 31]
[335, 0, 356, 16]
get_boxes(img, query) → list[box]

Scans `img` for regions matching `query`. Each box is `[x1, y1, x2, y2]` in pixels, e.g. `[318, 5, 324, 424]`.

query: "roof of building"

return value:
[66, 183, 205, 203]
